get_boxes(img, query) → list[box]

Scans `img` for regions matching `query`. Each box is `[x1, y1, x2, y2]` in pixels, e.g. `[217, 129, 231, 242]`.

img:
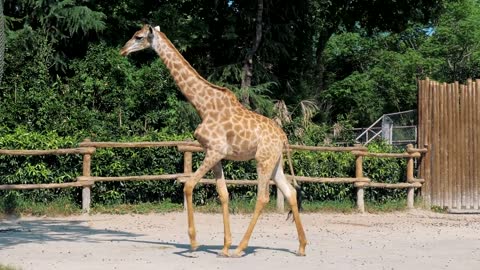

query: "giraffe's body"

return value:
[121, 25, 307, 257]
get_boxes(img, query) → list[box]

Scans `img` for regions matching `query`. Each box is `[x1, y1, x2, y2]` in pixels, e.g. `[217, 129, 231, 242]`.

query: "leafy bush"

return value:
[363, 142, 407, 202]
[0, 127, 81, 203]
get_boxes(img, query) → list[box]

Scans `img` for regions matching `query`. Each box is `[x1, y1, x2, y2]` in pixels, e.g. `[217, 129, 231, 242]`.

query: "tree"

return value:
[0, 0, 4, 84]
[240, 0, 263, 106]
[420, 0, 480, 82]
[310, 0, 444, 93]
[4, 0, 106, 70]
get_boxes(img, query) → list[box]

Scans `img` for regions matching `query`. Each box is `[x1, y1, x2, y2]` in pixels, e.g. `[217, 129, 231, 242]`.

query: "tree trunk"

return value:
[241, 0, 264, 106]
[0, 0, 5, 84]
[315, 27, 334, 94]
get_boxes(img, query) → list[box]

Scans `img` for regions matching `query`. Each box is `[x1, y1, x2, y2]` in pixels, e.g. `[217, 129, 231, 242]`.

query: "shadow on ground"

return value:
[110, 238, 297, 258]
[0, 216, 298, 257]
[0, 217, 141, 249]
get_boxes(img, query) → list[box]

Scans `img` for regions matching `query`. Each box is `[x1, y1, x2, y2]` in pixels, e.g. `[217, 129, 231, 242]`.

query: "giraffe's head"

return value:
[120, 24, 160, 56]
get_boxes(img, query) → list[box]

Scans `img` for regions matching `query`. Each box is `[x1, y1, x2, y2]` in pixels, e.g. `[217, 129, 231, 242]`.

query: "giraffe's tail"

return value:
[284, 140, 303, 221]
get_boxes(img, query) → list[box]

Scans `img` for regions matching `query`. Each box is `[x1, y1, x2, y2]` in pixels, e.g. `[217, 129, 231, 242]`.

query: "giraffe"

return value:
[120, 24, 307, 257]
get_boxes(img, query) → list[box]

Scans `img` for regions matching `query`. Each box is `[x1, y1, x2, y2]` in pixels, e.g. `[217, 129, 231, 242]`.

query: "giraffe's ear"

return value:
[154, 26, 160, 32]
[148, 25, 154, 39]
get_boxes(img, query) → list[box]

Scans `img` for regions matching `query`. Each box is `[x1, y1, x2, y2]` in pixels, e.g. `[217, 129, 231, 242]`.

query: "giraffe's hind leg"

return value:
[272, 160, 307, 256]
[213, 162, 232, 257]
[232, 155, 277, 257]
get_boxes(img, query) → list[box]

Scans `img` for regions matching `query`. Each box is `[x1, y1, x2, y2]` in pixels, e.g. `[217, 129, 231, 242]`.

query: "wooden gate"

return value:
[418, 78, 480, 211]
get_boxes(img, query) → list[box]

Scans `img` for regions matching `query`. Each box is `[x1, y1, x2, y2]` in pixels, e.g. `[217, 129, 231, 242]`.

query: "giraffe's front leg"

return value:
[213, 163, 232, 257]
[183, 150, 224, 251]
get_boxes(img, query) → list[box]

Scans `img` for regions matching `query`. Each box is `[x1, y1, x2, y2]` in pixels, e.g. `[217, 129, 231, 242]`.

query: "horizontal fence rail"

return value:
[0, 139, 427, 213]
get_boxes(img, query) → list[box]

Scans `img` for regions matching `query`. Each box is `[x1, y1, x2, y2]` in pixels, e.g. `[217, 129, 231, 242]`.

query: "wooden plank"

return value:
[177, 144, 368, 153]
[447, 209, 480, 214]
[406, 147, 428, 153]
[475, 80, 480, 209]
[439, 82, 447, 208]
[0, 181, 92, 190]
[177, 178, 273, 186]
[418, 79, 429, 203]
[431, 81, 439, 207]
[289, 145, 367, 152]
[435, 81, 443, 207]
[285, 175, 370, 183]
[178, 145, 204, 152]
[79, 141, 200, 148]
[459, 82, 467, 209]
[0, 147, 95, 156]
[467, 79, 474, 209]
[423, 79, 433, 205]
[454, 81, 461, 209]
[417, 80, 424, 185]
[77, 173, 190, 182]
[358, 182, 422, 188]
[446, 82, 454, 209]
[351, 151, 420, 158]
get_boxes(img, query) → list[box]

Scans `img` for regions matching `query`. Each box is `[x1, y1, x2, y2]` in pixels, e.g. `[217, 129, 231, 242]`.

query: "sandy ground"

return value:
[1, 210, 480, 270]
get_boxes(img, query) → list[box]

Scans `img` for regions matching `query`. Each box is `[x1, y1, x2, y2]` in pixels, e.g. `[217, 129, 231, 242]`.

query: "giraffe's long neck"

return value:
[151, 31, 225, 116]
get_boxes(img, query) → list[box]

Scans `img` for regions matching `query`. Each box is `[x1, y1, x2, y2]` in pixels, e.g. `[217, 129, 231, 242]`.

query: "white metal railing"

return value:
[355, 110, 417, 145]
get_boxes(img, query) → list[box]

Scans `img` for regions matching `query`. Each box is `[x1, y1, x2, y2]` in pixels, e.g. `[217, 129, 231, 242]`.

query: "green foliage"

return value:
[323, 72, 382, 125]
[5, 0, 106, 70]
[420, 0, 480, 82]
[363, 142, 407, 202]
[0, 127, 80, 203]
[294, 150, 356, 201]
[2, 191, 20, 215]
[0, 264, 21, 270]
[0, 193, 80, 217]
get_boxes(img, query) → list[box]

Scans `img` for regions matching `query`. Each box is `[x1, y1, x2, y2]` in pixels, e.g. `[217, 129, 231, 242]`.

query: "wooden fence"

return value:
[0, 139, 426, 213]
[418, 78, 480, 211]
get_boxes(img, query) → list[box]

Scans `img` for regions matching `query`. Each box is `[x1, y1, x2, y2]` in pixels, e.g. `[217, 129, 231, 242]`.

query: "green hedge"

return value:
[0, 128, 408, 206]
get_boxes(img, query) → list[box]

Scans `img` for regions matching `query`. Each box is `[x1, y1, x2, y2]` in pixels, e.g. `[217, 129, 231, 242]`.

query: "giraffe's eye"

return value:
[134, 36, 143, 41]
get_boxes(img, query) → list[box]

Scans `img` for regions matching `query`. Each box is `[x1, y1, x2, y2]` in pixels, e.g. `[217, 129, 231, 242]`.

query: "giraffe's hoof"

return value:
[217, 250, 231, 258]
[231, 250, 245, 258]
[190, 242, 200, 251]
[296, 251, 306, 256]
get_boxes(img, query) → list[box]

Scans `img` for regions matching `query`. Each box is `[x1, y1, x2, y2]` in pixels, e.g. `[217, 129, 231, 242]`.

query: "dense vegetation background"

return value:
[0, 0, 479, 207]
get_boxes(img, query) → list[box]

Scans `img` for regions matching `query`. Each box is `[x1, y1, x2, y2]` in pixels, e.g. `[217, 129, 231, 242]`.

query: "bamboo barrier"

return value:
[0, 139, 426, 213]
[418, 78, 480, 211]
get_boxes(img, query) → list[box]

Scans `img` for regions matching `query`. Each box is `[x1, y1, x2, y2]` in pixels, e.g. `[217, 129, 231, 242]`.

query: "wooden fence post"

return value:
[355, 144, 365, 213]
[81, 138, 93, 213]
[406, 144, 415, 209]
[183, 151, 193, 211]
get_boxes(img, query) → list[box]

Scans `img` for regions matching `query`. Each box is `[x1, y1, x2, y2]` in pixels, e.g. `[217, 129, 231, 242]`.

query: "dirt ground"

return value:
[1, 210, 480, 270]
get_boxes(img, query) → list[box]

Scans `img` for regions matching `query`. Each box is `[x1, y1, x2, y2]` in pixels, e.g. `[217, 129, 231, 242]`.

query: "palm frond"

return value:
[299, 99, 319, 126]
[273, 100, 291, 126]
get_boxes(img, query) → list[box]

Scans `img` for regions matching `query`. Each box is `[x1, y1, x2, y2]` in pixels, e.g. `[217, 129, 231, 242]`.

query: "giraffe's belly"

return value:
[224, 145, 257, 161]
